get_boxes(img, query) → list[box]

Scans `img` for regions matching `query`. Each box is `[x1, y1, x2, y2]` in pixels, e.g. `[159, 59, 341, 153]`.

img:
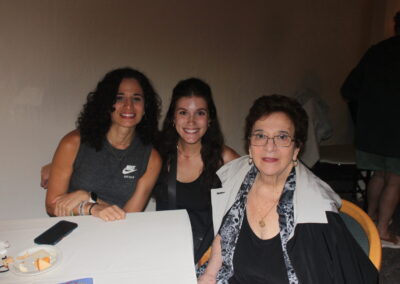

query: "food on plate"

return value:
[35, 256, 51, 271]
[14, 249, 54, 273]
[16, 253, 29, 260]
[2, 256, 14, 268]
[18, 262, 28, 273]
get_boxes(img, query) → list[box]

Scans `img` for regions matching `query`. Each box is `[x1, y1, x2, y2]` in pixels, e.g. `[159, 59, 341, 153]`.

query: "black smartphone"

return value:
[34, 220, 78, 245]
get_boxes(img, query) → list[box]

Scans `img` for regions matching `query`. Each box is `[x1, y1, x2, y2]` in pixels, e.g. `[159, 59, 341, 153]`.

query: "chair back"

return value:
[198, 246, 211, 267]
[339, 199, 382, 270]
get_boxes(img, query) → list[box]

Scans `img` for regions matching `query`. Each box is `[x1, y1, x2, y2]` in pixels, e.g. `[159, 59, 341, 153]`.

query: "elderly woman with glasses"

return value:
[198, 95, 378, 284]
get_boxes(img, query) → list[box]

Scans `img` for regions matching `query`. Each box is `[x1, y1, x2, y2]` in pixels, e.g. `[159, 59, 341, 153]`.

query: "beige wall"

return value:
[0, 0, 391, 219]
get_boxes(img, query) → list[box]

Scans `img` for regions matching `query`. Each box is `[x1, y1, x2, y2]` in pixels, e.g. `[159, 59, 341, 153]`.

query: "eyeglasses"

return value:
[249, 133, 294, 147]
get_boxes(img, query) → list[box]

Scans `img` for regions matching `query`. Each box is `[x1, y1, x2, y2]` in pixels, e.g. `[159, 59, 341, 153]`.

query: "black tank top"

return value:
[176, 172, 213, 256]
[229, 211, 288, 284]
[68, 135, 152, 208]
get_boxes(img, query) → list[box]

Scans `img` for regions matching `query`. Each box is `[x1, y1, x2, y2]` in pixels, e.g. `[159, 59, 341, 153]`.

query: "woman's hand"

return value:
[198, 235, 222, 283]
[40, 163, 52, 189]
[197, 274, 216, 284]
[91, 204, 126, 221]
[53, 190, 89, 216]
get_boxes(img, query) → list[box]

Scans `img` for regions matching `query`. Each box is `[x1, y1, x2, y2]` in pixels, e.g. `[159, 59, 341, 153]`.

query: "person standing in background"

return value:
[341, 11, 400, 248]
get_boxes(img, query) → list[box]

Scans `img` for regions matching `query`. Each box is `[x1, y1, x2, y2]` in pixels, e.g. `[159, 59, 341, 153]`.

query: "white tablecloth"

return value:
[0, 210, 196, 284]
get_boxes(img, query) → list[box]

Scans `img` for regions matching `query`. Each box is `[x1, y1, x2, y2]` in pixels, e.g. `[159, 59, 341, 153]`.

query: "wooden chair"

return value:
[340, 199, 382, 270]
[198, 246, 211, 267]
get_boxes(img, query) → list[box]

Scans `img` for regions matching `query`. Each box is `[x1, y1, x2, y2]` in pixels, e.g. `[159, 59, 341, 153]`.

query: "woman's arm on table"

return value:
[45, 130, 90, 216]
[198, 235, 223, 284]
[43, 157, 124, 220]
[222, 145, 240, 164]
[123, 148, 162, 212]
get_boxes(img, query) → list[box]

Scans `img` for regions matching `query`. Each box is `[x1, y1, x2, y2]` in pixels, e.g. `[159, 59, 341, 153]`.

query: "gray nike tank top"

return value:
[68, 135, 152, 208]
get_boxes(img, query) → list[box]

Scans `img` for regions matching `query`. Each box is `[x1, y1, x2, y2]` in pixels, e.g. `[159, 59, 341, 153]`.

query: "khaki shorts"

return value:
[356, 150, 400, 175]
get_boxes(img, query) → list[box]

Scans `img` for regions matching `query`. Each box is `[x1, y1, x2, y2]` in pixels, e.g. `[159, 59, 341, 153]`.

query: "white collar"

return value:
[293, 162, 341, 225]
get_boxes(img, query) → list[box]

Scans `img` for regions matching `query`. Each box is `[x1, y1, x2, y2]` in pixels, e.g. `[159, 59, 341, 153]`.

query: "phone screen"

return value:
[34, 220, 78, 245]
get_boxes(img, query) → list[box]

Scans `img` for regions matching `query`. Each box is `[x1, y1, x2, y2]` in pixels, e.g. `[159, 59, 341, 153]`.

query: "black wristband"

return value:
[88, 203, 98, 215]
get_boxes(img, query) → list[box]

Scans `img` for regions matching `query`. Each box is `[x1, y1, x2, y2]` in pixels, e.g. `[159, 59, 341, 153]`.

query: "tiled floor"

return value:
[381, 247, 400, 283]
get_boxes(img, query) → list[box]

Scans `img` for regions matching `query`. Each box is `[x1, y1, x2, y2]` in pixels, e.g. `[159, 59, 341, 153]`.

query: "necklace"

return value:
[176, 144, 201, 159]
[258, 199, 279, 227]
[252, 177, 281, 228]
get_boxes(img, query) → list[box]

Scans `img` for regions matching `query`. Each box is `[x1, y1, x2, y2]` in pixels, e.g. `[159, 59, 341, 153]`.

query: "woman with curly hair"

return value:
[45, 67, 162, 221]
[154, 78, 239, 263]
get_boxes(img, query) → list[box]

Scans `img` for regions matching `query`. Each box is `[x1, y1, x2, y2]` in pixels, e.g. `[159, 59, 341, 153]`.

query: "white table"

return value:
[0, 210, 197, 284]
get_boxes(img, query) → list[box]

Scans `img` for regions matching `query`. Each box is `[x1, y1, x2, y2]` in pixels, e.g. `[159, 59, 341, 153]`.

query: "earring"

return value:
[248, 156, 253, 165]
[293, 159, 298, 167]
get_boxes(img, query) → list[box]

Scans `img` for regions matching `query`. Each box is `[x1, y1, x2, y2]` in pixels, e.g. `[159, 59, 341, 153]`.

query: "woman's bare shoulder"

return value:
[222, 145, 240, 164]
[149, 147, 162, 166]
[59, 130, 81, 150]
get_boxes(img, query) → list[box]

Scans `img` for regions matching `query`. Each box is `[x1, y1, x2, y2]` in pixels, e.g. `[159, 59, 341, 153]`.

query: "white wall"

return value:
[0, 0, 389, 219]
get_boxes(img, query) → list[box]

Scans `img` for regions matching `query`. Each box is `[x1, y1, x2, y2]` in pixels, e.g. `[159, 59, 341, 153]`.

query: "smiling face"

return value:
[249, 112, 300, 179]
[174, 96, 209, 145]
[110, 78, 145, 129]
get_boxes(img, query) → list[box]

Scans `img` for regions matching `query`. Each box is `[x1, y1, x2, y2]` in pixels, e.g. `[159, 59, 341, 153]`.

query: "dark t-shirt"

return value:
[229, 211, 288, 284]
[341, 35, 400, 157]
[68, 136, 152, 208]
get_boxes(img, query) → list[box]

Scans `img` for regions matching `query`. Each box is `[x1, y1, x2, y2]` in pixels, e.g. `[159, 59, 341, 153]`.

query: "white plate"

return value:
[8, 245, 62, 276]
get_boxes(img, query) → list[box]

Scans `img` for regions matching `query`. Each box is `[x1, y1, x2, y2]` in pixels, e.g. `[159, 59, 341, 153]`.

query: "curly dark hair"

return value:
[244, 94, 308, 152]
[77, 67, 161, 150]
[157, 78, 224, 189]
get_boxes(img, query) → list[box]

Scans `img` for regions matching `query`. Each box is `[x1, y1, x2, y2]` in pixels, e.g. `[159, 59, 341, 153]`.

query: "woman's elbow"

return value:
[45, 195, 57, 216]
[45, 203, 55, 217]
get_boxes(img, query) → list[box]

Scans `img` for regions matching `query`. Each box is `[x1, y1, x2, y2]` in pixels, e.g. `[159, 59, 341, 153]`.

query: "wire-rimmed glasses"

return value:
[249, 133, 294, 147]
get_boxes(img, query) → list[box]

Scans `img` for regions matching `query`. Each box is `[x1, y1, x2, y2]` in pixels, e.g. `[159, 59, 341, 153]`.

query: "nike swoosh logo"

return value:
[216, 192, 225, 195]
[122, 165, 137, 175]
